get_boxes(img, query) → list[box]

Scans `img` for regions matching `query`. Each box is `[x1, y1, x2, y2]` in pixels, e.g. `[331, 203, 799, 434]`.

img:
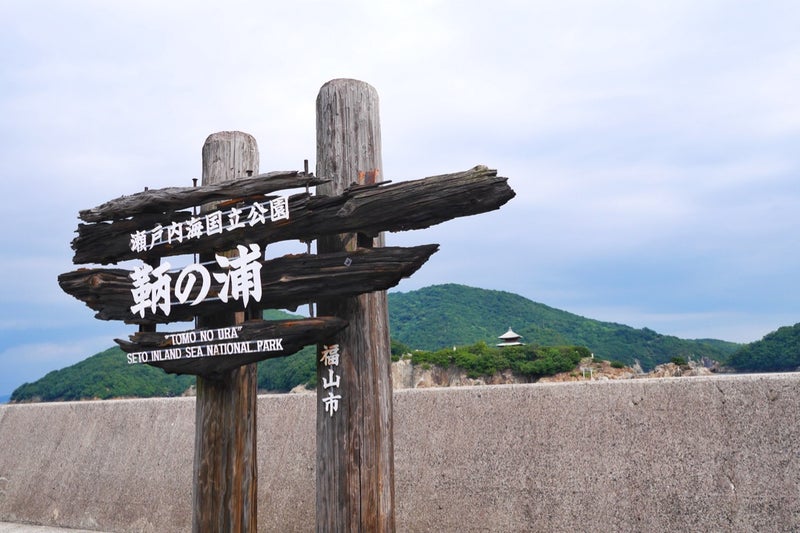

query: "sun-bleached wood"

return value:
[315, 78, 396, 532]
[78, 170, 322, 222]
[193, 131, 259, 533]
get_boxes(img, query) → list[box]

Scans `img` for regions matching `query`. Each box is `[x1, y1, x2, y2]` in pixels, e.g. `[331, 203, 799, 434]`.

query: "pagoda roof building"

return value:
[497, 327, 524, 347]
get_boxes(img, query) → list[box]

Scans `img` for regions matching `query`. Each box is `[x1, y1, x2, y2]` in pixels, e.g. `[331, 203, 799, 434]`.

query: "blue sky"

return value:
[1, 1, 799, 399]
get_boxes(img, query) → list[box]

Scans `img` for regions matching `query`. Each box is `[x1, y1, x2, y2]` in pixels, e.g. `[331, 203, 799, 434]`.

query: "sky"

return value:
[1, 0, 799, 399]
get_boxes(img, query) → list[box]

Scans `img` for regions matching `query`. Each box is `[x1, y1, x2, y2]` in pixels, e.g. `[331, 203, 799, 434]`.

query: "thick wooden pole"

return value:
[193, 131, 259, 532]
[315, 79, 395, 531]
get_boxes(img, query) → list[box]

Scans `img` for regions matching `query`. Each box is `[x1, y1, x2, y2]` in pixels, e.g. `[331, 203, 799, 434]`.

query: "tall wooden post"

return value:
[193, 131, 260, 532]
[315, 79, 395, 531]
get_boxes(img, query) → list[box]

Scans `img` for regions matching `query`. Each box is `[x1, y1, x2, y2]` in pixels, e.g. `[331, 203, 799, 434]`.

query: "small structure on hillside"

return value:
[497, 327, 524, 347]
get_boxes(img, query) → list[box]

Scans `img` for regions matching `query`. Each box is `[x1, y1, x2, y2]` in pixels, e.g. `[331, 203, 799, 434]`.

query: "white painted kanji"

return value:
[149, 224, 165, 250]
[205, 211, 224, 236]
[320, 344, 341, 366]
[227, 207, 246, 231]
[322, 390, 342, 417]
[322, 367, 341, 389]
[129, 262, 173, 318]
[270, 196, 290, 221]
[127, 242, 265, 318]
[167, 221, 184, 244]
[247, 202, 269, 227]
[186, 217, 204, 240]
[174, 263, 212, 306]
[128, 197, 290, 253]
[213, 243, 263, 307]
[320, 343, 343, 417]
[130, 231, 148, 253]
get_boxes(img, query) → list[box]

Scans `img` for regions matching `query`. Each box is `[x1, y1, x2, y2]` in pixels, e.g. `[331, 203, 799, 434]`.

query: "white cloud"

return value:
[0, 335, 122, 397]
[0, 0, 799, 395]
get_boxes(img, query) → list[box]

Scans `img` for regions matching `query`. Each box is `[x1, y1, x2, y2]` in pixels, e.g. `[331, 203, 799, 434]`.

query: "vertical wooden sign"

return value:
[193, 131, 259, 532]
[315, 79, 396, 531]
[57, 81, 514, 533]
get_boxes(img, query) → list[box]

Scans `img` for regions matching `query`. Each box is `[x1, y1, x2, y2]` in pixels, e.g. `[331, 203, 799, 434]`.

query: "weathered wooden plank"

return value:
[118, 316, 346, 351]
[70, 165, 514, 265]
[192, 130, 258, 533]
[315, 78, 396, 532]
[58, 244, 438, 324]
[79, 170, 325, 222]
[115, 317, 348, 378]
[193, 363, 257, 530]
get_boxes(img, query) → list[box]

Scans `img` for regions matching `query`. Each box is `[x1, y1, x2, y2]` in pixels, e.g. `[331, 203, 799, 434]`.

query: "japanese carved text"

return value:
[130, 243, 263, 318]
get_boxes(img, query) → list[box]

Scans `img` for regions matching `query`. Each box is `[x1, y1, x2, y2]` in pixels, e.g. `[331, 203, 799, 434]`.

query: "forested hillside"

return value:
[389, 284, 740, 370]
[9, 343, 321, 403]
[11, 347, 195, 402]
[727, 323, 800, 372]
[12, 284, 748, 402]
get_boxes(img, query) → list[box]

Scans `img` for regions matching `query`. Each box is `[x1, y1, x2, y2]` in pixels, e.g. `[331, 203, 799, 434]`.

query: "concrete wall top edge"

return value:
[1, 371, 797, 412]
[392, 370, 800, 395]
[0, 395, 196, 410]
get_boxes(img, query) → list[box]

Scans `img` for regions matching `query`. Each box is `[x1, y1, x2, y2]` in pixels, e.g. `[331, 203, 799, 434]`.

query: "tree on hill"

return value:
[411, 342, 590, 379]
[257, 345, 317, 392]
[727, 323, 800, 372]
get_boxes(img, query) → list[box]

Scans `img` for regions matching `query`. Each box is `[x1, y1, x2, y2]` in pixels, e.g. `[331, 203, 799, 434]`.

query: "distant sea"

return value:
[0, 394, 10, 404]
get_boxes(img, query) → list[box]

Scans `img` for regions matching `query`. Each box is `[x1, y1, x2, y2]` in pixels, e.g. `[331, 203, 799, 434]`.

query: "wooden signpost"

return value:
[314, 80, 395, 531]
[193, 132, 259, 531]
[58, 79, 515, 532]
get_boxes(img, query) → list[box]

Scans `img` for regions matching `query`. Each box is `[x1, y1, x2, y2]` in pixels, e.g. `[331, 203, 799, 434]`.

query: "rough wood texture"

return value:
[115, 317, 348, 378]
[119, 317, 347, 352]
[78, 170, 324, 222]
[71, 165, 513, 265]
[193, 364, 257, 531]
[193, 131, 258, 533]
[315, 78, 396, 532]
[58, 244, 438, 324]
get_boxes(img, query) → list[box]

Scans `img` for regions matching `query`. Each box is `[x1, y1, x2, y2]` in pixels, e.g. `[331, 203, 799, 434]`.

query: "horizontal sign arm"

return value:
[116, 316, 348, 378]
[58, 245, 438, 325]
[71, 165, 513, 265]
[78, 170, 325, 222]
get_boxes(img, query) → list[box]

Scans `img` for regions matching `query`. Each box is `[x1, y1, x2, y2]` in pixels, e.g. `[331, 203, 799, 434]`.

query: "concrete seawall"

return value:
[0, 373, 798, 532]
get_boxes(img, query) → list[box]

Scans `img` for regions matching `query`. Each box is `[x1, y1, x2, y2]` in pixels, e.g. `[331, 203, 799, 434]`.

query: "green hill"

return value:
[12, 284, 745, 402]
[10, 343, 317, 403]
[389, 284, 740, 370]
[727, 323, 800, 372]
[11, 309, 320, 402]
[10, 347, 195, 402]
